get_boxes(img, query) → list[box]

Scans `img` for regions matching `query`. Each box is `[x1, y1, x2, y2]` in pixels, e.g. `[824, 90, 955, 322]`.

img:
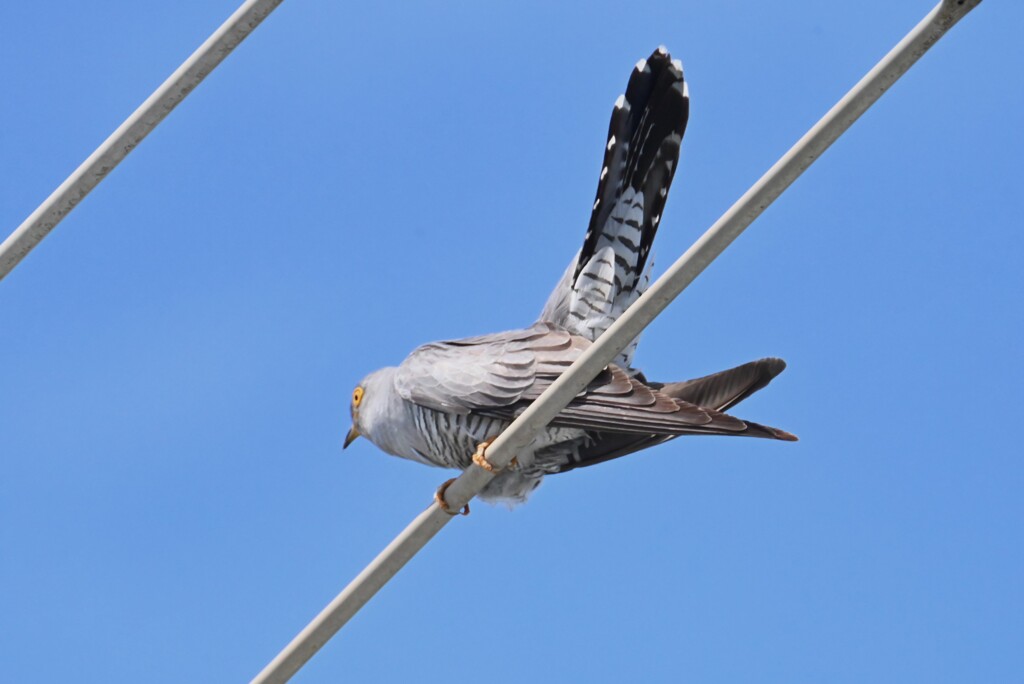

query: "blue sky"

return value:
[2, 1, 1021, 681]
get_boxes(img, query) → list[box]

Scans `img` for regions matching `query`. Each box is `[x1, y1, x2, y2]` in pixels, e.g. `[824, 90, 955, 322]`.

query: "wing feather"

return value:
[394, 324, 778, 439]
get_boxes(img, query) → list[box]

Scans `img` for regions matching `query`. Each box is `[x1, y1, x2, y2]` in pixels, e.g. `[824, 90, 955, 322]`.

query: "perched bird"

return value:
[344, 47, 796, 507]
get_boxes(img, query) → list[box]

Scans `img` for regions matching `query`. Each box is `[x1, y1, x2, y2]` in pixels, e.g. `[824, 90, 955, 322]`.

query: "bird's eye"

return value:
[352, 386, 364, 407]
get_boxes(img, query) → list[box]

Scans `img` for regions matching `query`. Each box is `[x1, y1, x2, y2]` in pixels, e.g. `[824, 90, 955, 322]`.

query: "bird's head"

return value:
[343, 384, 365, 449]
[343, 368, 397, 450]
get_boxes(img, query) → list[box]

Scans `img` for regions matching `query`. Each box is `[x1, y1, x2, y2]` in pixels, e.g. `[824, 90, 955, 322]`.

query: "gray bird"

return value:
[344, 48, 796, 507]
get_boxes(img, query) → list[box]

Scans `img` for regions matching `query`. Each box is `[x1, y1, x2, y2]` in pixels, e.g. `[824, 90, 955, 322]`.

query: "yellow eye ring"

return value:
[352, 386, 364, 407]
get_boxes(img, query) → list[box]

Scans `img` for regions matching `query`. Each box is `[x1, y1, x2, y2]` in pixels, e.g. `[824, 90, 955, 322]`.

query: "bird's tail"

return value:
[540, 47, 689, 367]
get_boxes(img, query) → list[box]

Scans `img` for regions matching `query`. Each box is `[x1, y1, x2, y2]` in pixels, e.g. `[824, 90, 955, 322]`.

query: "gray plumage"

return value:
[346, 48, 796, 505]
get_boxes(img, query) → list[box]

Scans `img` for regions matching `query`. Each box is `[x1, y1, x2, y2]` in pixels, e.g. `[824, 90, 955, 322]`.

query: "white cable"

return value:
[0, 0, 285, 282]
[279, 2, 979, 682]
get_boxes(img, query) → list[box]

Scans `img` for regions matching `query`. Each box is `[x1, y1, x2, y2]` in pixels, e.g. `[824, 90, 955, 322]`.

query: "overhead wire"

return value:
[250, 2, 983, 682]
[0, 0, 285, 281]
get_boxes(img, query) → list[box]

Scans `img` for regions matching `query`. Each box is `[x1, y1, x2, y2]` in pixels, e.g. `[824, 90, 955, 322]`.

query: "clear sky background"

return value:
[2, 1, 1021, 682]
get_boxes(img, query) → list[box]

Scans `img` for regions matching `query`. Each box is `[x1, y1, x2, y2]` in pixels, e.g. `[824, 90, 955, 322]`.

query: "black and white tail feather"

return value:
[540, 47, 689, 369]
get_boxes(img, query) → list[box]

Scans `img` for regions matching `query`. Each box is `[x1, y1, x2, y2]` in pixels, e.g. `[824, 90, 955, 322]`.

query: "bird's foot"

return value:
[471, 439, 517, 472]
[434, 478, 470, 516]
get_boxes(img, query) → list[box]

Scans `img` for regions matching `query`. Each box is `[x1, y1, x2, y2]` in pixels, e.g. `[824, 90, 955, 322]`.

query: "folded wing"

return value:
[393, 324, 793, 446]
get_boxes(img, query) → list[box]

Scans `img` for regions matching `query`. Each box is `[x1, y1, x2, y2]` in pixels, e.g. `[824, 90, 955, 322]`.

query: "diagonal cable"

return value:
[250, 0, 978, 680]
[0, 0, 285, 282]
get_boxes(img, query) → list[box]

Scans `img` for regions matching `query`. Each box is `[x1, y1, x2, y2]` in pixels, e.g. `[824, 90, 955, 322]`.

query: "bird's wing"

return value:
[558, 373, 746, 434]
[394, 324, 773, 439]
[392, 324, 576, 415]
[648, 358, 788, 412]
[539, 47, 689, 367]
[550, 358, 796, 474]
[548, 411, 797, 475]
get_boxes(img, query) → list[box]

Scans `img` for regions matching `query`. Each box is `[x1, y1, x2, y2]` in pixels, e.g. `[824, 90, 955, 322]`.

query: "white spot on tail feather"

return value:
[614, 94, 626, 110]
[606, 135, 616, 151]
[635, 58, 647, 73]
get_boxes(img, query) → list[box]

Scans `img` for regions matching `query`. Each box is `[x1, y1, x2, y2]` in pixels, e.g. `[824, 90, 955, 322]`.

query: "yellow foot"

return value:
[471, 439, 517, 472]
[434, 478, 470, 516]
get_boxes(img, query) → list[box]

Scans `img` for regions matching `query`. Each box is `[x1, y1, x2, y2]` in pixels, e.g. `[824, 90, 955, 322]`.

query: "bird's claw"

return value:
[434, 441, 519, 515]
[471, 439, 516, 472]
[434, 478, 470, 516]
[471, 440, 498, 472]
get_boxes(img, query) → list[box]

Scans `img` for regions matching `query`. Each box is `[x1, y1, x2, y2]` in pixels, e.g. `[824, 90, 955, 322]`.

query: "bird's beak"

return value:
[343, 425, 360, 449]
